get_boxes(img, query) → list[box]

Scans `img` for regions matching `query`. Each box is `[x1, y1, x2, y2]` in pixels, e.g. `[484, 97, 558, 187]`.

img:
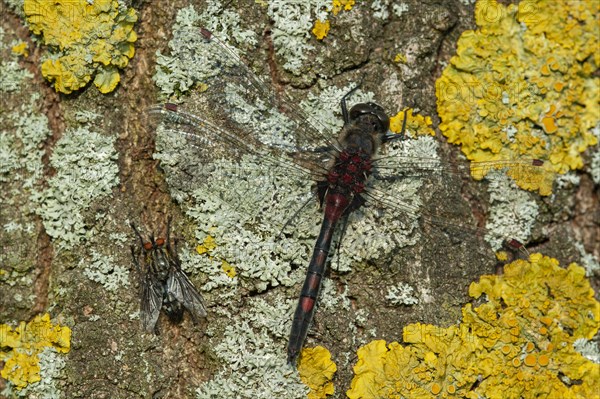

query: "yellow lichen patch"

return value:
[24, 0, 137, 94]
[347, 254, 600, 399]
[332, 0, 355, 15]
[11, 42, 28, 57]
[312, 0, 355, 40]
[221, 260, 236, 278]
[435, 0, 599, 195]
[197, 235, 236, 278]
[389, 108, 435, 137]
[298, 346, 337, 399]
[393, 53, 407, 64]
[312, 20, 330, 41]
[0, 314, 71, 389]
[196, 235, 217, 255]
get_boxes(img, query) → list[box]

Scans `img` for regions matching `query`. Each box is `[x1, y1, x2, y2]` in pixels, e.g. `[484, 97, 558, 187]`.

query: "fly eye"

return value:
[143, 242, 153, 250]
[348, 103, 390, 132]
[155, 238, 165, 246]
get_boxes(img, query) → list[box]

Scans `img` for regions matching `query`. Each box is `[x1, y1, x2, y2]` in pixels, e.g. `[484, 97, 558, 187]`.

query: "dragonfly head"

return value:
[349, 102, 390, 133]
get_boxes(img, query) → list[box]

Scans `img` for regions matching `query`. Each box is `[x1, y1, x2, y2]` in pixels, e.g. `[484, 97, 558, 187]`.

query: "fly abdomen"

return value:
[163, 291, 185, 324]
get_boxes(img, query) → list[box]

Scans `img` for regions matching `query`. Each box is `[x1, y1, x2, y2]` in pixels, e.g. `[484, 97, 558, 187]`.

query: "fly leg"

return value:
[130, 222, 145, 248]
[166, 216, 173, 250]
[130, 245, 143, 278]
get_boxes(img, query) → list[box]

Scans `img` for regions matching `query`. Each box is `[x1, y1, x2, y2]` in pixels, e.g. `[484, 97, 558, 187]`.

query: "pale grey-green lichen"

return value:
[385, 282, 419, 305]
[575, 242, 599, 278]
[573, 338, 600, 364]
[195, 297, 308, 399]
[31, 127, 119, 249]
[81, 249, 130, 292]
[0, 93, 50, 188]
[3, 0, 25, 18]
[591, 124, 600, 185]
[153, 3, 256, 98]
[371, 0, 391, 20]
[0, 58, 33, 92]
[484, 170, 540, 250]
[266, 0, 329, 74]
[299, 84, 374, 134]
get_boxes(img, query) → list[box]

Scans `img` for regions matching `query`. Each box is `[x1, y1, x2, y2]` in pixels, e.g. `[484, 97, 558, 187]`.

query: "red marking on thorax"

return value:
[326, 149, 371, 194]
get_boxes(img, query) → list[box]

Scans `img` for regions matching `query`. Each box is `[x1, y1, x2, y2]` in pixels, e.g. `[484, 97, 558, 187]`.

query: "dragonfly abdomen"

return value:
[288, 200, 344, 365]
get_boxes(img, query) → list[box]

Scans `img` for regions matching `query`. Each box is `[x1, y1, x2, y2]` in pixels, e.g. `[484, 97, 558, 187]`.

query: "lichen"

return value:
[31, 127, 119, 249]
[81, 249, 130, 292]
[312, 19, 330, 41]
[0, 314, 71, 390]
[575, 242, 599, 278]
[310, 0, 355, 40]
[0, 51, 34, 93]
[23, 0, 137, 94]
[266, 0, 329, 74]
[347, 253, 600, 399]
[153, 4, 256, 98]
[385, 282, 419, 306]
[484, 170, 540, 250]
[435, 0, 599, 195]
[11, 42, 28, 57]
[389, 108, 435, 137]
[298, 346, 337, 399]
[194, 298, 308, 399]
[196, 235, 237, 278]
[0, 93, 49, 187]
[6, 347, 68, 398]
[591, 124, 600, 185]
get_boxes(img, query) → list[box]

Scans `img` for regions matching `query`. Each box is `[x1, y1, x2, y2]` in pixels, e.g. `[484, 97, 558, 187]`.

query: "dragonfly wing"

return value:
[146, 27, 339, 177]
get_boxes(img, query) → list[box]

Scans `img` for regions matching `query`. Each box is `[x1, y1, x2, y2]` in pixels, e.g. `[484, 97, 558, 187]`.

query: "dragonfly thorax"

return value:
[327, 149, 372, 194]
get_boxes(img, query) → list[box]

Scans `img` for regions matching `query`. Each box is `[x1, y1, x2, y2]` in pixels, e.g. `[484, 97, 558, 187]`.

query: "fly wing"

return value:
[140, 274, 163, 334]
[166, 265, 207, 320]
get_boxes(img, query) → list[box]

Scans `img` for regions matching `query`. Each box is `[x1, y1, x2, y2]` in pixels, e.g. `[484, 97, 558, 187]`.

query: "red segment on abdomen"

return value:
[300, 296, 315, 313]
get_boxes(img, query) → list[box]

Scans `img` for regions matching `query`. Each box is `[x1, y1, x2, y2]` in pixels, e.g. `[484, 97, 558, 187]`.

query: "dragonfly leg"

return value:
[341, 78, 364, 123]
[383, 107, 408, 143]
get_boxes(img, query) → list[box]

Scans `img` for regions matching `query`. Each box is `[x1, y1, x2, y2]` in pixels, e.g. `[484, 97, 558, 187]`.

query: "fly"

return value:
[130, 218, 207, 333]
[147, 28, 551, 366]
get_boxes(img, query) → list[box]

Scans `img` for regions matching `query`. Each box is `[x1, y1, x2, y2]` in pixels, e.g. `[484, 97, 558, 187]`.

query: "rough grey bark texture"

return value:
[1, 0, 597, 398]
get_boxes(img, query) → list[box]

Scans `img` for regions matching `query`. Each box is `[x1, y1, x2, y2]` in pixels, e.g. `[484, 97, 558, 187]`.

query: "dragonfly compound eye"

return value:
[155, 238, 165, 246]
[349, 103, 390, 132]
[143, 242, 153, 251]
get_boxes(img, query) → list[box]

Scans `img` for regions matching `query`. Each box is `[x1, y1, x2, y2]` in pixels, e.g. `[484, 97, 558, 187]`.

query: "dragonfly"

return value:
[130, 218, 207, 333]
[148, 28, 550, 366]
